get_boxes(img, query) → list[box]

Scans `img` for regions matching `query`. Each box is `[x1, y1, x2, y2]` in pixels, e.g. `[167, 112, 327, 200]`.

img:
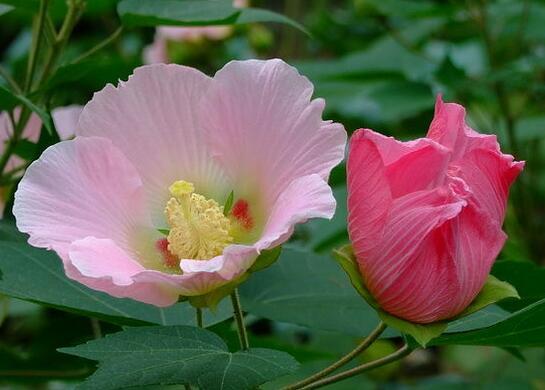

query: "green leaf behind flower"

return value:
[117, 0, 307, 35]
[59, 325, 299, 390]
[432, 297, 545, 347]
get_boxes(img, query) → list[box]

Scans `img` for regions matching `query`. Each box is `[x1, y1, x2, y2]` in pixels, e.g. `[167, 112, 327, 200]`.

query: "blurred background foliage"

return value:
[1, 0, 544, 389]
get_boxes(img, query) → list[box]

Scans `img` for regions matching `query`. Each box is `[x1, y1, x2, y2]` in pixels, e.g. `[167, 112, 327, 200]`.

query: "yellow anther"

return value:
[165, 181, 233, 260]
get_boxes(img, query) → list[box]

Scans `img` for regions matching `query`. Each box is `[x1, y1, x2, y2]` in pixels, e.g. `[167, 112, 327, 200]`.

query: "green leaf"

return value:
[456, 275, 519, 318]
[12, 139, 38, 160]
[239, 248, 382, 336]
[236, 8, 309, 35]
[248, 246, 282, 273]
[492, 260, 545, 311]
[0, 233, 232, 327]
[0, 85, 54, 134]
[117, 0, 307, 33]
[378, 310, 447, 348]
[223, 190, 234, 216]
[157, 228, 170, 236]
[59, 325, 299, 390]
[446, 305, 511, 333]
[432, 297, 545, 347]
[117, 0, 239, 27]
[0, 84, 19, 109]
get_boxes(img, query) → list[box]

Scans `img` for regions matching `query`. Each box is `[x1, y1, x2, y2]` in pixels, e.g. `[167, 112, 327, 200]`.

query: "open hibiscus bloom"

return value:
[14, 59, 346, 306]
[347, 96, 524, 324]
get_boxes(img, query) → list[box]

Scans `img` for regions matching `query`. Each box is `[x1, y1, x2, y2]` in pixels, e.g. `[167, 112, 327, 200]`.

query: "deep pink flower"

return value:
[0, 105, 82, 217]
[347, 96, 524, 324]
[14, 60, 346, 306]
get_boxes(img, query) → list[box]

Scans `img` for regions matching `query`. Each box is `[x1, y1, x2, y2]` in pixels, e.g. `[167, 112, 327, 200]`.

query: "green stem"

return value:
[90, 318, 102, 339]
[38, 0, 85, 86]
[196, 308, 203, 328]
[283, 322, 387, 390]
[0, 65, 21, 94]
[71, 26, 123, 64]
[0, 0, 83, 176]
[24, 0, 50, 93]
[300, 344, 412, 390]
[230, 289, 249, 350]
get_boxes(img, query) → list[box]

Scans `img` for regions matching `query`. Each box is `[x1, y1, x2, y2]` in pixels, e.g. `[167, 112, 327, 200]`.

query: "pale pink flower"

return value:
[14, 60, 346, 306]
[347, 96, 524, 324]
[144, 0, 247, 64]
[0, 105, 82, 217]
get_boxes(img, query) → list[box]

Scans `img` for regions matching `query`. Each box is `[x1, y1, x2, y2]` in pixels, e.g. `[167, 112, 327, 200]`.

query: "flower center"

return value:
[165, 180, 233, 260]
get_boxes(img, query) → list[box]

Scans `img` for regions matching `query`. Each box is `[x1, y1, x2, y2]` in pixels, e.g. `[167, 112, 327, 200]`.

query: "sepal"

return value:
[187, 247, 282, 310]
[332, 244, 519, 348]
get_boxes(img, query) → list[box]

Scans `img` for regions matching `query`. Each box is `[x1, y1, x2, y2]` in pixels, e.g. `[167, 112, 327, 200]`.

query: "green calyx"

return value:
[186, 246, 282, 311]
[332, 245, 520, 348]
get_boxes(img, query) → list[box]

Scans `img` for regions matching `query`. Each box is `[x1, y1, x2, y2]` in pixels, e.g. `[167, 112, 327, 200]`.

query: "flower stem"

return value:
[196, 308, 203, 328]
[38, 0, 85, 86]
[230, 289, 249, 350]
[24, 0, 50, 93]
[283, 321, 387, 390]
[300, 344, 412, 390]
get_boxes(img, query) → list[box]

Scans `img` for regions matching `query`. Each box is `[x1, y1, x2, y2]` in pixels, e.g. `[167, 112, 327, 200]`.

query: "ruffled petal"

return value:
[359, 130, 451, 198]
[426, 95, 498, 160]
[453, 148, 524, 225]
[363, 129, 448, 167]
[13, 137, 148, 257]
[201, 59, 346, 208]
[66, 237, 182, 306]
[77, 64, 228, 224]
[68, 237, 145, 285]
[256, 174, 336, 250]
[180, 244, 258, 280]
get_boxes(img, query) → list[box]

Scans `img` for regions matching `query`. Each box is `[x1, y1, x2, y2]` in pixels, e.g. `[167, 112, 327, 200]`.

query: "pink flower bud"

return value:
[347, 96, 524, 324]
